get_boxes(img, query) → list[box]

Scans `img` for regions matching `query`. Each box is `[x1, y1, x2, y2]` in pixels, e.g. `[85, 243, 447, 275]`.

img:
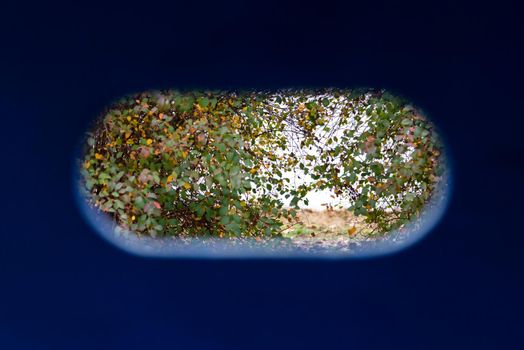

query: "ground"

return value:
[280, 209, 386, 253]
[107, 208, 407, 256]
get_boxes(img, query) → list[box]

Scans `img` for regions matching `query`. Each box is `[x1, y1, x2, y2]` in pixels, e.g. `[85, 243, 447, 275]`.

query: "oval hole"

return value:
[74, 88, 451, 258]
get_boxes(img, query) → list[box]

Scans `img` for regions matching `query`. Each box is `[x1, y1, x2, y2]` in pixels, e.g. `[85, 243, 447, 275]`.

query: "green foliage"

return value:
[79, 88, 445, 238]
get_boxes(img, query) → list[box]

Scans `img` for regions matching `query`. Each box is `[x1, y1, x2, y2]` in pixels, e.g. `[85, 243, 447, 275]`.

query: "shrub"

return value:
[78, 88, 445, 238]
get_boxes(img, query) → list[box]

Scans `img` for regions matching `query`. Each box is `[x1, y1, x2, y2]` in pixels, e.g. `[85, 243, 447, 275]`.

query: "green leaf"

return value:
[198, 97, 209, 108]
[401, 118, 412, 126]
[219, 206, 228, 216]
[134, 196, 145, 209]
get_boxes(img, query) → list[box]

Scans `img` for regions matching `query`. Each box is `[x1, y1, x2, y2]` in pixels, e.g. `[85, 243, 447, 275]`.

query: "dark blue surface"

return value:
[1, 1, 522, 349]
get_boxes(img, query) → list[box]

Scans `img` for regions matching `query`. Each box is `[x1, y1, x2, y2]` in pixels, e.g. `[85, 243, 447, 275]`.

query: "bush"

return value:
[79, 88, 445, 238]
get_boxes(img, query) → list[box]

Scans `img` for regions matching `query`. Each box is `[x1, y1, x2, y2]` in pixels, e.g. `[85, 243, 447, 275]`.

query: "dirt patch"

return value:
[280, 209, 385, 252]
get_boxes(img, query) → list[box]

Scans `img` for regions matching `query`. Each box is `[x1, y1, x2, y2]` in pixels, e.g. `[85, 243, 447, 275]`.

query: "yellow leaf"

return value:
[347, 227, 357, 236]
[131, 215, 136, 221]
[167, 175, 173, 183]
[183, 182, 191, 190]
[181, 151, 188, 158]
[83, 160, 91, 169]
[146, 138, 153, 145]
[95, 153, 104, 160]
[249, 168, 257, 174]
